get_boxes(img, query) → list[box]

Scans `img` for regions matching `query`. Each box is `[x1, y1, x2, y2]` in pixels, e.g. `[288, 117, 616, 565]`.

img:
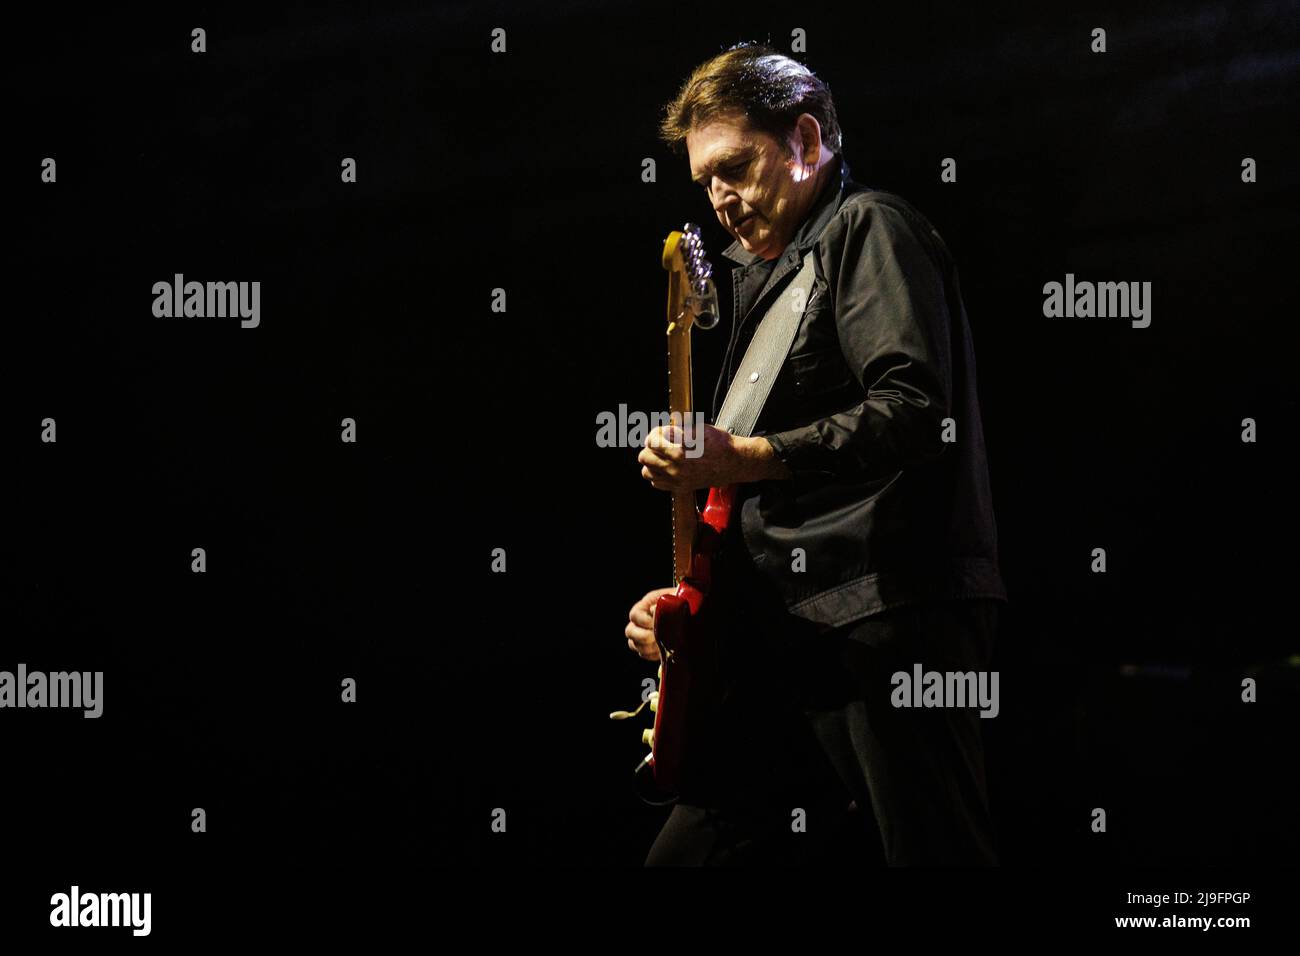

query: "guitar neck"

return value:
[666, 276, 697, 585]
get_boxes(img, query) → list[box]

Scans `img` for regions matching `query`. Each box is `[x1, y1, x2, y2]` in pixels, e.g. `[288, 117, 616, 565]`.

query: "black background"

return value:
[4, 0, 1297, 934]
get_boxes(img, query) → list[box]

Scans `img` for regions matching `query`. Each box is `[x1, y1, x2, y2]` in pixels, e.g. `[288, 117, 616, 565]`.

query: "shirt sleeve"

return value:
[762, 199, 955, 482]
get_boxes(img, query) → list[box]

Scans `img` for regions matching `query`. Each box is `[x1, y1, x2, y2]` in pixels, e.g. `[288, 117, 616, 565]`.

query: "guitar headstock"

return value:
[662, 222, 720, 331]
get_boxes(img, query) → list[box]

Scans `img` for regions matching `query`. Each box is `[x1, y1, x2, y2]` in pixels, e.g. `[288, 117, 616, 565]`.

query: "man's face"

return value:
[686, 112, 821, 261]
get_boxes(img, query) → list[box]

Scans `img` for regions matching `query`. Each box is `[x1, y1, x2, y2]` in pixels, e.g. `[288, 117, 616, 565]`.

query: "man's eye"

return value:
[701, 164, 744, 190]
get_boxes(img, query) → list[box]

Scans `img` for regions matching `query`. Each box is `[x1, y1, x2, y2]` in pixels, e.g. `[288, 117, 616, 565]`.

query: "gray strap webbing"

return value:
[714, 249, 817, 438]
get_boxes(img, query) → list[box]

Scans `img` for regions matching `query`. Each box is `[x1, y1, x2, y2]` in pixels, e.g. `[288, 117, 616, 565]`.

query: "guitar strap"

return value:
[713, 249, 818, 439]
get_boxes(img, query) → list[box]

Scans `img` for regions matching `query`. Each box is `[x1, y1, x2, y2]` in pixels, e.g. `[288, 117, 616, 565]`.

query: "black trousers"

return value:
[644, 559, 1002, 866]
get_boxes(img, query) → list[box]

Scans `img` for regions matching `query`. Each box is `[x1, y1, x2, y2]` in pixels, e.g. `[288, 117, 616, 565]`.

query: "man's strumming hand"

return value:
[625, 587, 676, 661]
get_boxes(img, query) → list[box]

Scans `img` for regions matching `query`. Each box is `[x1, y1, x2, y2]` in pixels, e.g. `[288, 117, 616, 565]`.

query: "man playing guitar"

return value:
[625, 42, 1008, 866]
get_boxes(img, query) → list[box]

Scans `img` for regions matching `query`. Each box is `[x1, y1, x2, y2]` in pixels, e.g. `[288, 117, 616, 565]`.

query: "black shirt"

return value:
[711, 154, 1008, 628]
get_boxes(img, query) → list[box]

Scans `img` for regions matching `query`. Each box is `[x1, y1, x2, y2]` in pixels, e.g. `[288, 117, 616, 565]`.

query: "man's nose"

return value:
[709, 183, 738, 215]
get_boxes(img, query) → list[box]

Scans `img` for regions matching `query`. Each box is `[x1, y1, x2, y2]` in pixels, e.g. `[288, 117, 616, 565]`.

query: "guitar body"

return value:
[649, 485, 737, 794]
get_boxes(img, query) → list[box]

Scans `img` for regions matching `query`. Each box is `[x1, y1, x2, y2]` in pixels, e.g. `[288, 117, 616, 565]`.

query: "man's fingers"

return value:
[641, 468, 681, 492]
[627, 637, 660, 662]
[638, 445, 675, 469]
[639, 445, 686, 493]
[625, 623, 660, 661]
[625, 589, 676, 659]
[644, 426, 685, 457]
[629, 593, 664, 633]
[625, 620, 655, 644]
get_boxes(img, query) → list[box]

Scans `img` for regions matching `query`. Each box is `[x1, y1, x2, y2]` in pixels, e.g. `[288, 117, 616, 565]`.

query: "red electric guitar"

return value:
[612, 223, 733, 799]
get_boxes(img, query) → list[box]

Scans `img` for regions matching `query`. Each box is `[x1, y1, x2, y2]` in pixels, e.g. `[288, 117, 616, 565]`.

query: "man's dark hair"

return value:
[658, 42, 843, 157]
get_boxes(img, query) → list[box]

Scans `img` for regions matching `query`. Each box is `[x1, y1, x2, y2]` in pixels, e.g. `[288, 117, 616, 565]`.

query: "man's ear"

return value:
[795, 113, 824, 166]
